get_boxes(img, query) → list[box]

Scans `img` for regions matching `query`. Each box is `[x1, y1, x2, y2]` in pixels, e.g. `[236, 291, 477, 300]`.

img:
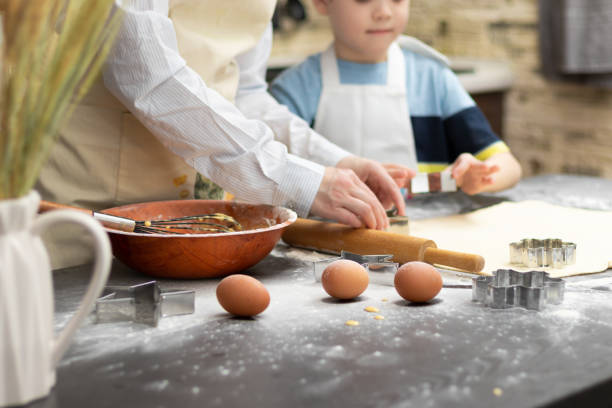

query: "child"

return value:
[270, 0, 522, 195]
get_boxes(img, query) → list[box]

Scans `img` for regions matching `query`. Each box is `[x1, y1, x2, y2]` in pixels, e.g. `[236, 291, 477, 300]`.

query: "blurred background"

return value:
[269, 0, 612, 179]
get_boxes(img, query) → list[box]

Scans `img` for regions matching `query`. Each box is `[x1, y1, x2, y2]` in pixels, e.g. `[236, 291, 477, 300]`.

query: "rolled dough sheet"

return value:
[409, 200, 612, 278]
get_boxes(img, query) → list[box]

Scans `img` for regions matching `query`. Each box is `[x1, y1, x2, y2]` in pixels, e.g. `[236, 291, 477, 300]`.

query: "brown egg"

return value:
[216, 274, 270, 317]
[394, 261, 442, 303]
[321, 259, 369, 300]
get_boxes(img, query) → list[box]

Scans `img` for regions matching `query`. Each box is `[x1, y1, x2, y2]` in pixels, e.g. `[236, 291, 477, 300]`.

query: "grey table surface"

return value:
[26, 174, 612, 408]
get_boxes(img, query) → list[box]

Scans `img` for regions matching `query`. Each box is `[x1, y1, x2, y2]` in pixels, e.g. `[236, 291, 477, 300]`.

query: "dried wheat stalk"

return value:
[0, 0, 122, 199]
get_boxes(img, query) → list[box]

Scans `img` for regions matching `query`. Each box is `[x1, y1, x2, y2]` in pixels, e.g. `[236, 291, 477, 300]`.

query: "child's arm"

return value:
[451, 152, 522, 195]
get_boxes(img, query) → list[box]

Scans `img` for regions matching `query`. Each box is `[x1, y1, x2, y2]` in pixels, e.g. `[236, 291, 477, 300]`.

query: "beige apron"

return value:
[37, 0, 276, 268]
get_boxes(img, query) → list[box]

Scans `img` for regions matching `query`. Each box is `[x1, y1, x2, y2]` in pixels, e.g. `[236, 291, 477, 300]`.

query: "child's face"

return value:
[314, 0, 410, 63]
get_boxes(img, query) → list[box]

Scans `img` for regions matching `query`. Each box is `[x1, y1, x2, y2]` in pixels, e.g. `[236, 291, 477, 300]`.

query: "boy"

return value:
[270, 0, 521, 195]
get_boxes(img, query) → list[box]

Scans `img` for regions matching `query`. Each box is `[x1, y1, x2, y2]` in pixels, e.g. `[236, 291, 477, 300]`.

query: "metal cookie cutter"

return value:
[95, 281, 195, 327]
[385, 208, 409, 235]
[472, 269, 565, 310]
[407, 172, 457, 196]
[510, 238, 576, 268]
[313, 251, 399, 286]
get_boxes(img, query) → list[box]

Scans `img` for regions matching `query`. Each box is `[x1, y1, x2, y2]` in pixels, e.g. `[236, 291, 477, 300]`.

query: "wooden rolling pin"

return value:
[282, 218, 485, 274]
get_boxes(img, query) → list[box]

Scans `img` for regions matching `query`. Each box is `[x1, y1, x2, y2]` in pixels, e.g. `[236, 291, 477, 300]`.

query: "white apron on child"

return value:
[313, 42, 418, 170]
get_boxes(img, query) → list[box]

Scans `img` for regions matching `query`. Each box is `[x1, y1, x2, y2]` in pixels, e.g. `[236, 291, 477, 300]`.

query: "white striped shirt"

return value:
[103, 1, 350, 216]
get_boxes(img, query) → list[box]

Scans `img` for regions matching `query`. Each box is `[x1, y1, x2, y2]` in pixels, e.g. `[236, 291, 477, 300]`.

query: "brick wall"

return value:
[297, 0, 612, 178]
[406, 0, 612, 178]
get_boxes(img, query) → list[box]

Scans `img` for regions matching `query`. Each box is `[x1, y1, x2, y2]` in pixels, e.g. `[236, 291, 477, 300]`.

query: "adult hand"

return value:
[382, 163, 416, 188]
[336, 157, 407, 216]
[310, 167, 389, 230]
[451, 153, 500, 195]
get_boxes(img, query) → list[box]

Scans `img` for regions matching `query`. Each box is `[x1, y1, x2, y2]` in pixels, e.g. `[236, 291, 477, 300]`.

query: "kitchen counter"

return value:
[26, 174, 612, 408]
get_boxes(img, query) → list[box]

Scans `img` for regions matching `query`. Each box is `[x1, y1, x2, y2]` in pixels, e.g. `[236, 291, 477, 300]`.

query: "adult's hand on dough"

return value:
[310, 166, 389, 230]
[451, 153, 500, 195]
[336, 156, 406, 217]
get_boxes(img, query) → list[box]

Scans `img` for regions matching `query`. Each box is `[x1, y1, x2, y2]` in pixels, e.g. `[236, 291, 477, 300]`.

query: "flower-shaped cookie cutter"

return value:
[509, 238, 576, 268]
[472, 269, 565, 310]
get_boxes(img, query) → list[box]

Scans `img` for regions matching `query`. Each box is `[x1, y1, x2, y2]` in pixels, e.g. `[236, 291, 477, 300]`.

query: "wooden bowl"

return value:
[101, 200, 297, 279]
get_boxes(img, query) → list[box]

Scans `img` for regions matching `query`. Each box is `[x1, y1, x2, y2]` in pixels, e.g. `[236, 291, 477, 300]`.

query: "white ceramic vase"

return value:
[0, 191, 112, 406]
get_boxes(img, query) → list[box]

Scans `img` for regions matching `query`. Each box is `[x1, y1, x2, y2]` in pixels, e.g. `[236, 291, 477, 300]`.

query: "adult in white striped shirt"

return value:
[38, 0, 412, 247]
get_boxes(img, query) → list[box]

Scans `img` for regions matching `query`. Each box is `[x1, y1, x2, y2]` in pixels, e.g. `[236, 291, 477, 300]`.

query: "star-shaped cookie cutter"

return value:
[95, 281, 195, 327]
[313, 250, 399, 286]
[472, 269, 565, 310]
[509, 238, 576, 268]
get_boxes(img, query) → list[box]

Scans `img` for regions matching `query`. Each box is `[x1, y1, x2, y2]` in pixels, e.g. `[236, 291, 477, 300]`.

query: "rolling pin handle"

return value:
[423, 247, 485, 274]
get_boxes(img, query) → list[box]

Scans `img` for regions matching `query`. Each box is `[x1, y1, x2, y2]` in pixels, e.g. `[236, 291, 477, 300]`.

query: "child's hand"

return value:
[382, 163, 416, 189]
[451, 153, 500, 195]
